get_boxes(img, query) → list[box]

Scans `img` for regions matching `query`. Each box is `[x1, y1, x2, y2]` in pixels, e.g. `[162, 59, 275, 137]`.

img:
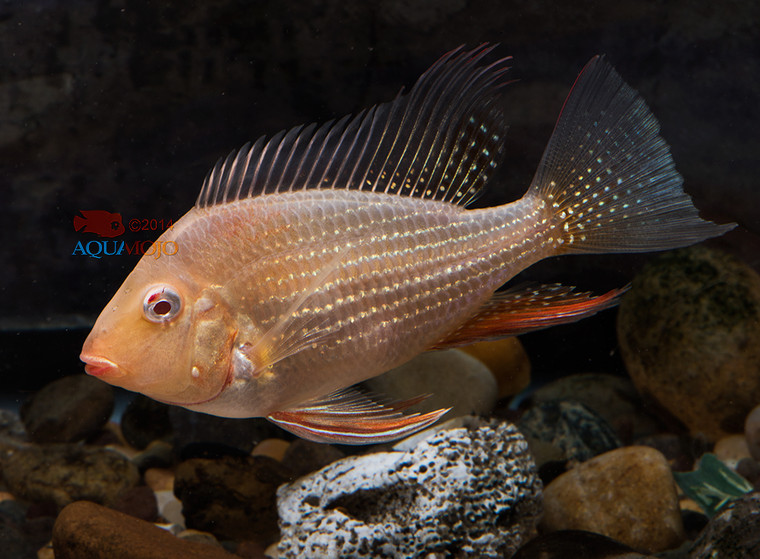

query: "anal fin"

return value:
[432, 283, 627, 349]
[267, 387, 449, 445]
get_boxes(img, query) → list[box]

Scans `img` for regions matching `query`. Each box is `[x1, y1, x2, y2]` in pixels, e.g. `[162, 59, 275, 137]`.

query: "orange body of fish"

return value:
[80, 46, 733, 444]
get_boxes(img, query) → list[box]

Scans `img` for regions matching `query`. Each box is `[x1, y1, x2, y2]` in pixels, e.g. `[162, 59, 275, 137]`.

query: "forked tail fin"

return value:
[530, 56, 734, 254]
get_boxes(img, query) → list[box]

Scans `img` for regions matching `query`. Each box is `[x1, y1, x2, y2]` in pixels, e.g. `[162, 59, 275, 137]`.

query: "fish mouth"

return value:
[80, 354, 126, 379]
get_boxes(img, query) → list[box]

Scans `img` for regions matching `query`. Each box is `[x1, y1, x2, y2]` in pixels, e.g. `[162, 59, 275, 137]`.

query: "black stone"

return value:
[689, 491, 760, 559]
[174, 455, 292, 545]
[519, 400, 622, 464]
[512, 530, 648, 559]
[20, 375, 114, 444]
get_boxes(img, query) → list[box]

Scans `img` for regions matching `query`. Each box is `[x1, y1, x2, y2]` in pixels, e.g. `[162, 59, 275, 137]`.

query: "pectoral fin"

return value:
[231, 248, 349, 379]
[267, 387, 449, 444]
[432, 283, 627, 349]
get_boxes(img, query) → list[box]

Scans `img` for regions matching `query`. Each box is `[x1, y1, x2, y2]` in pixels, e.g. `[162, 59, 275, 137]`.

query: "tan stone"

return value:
[366, 349, 498, 418]
[0, 491, 16, 502]
[680, 496, 703, 514]
[251, 438, 291, 462]
[37, 542, 55, 559]
[144, 468, 175, 492]
[460, 337, 531, 398]
[542, 446, 684, 553]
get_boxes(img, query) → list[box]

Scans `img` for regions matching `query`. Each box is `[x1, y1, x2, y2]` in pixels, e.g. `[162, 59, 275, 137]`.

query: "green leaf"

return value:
[673, 453, 754, 517]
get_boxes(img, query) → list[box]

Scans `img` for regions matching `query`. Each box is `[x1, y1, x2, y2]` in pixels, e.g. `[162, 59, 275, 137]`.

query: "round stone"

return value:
[52, 501, 239, 559]
[541, 446, 684, 553]
[2, 445, 139, 509]
[20, 375, 114, 444]
[617, 246, 760, 440]
[459, 337, 531, 398]
[518, 400, 622, 467]
[251, 438, 291, 462]
[689, 491, 760, 559]
[365, 349, 498, 419]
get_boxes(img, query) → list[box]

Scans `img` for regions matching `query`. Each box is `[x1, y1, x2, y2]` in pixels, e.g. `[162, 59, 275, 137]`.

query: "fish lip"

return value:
[80, 354, 126, 379]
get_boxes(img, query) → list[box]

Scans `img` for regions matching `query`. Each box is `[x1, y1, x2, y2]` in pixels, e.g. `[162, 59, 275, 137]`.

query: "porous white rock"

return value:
[276, 419, 542, 558]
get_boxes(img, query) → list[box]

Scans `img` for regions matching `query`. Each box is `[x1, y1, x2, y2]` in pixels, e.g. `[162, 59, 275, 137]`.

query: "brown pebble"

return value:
[144, 468, 176, 492]
[20, 375, 114, 444]
[680, 497, 704, 514]
[0, 491, 15, 502]
[617, 247, 760, 440]
[251, 438, 291, 462]
[3, 444, 140, 509]
[37, 542, 56, 559]
[53, 501, 238, 559]
[542, 446, 684, 553]
[111, 485, 159, 522]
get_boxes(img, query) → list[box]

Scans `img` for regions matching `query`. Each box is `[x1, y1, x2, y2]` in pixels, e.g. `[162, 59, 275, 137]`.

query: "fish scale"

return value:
[176, 190, 551, 414]
[81, 47, 733, 443]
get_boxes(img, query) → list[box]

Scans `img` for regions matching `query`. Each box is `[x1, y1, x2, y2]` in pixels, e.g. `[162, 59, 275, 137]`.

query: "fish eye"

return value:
[143, 285, 182, 323]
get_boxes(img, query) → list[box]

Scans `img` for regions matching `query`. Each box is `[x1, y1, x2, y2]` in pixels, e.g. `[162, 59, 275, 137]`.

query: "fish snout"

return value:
[80, 354, 126, 379]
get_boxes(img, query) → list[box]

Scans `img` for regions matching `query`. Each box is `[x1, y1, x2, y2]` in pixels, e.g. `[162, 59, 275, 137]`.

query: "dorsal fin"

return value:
[196, 45, 511, 208]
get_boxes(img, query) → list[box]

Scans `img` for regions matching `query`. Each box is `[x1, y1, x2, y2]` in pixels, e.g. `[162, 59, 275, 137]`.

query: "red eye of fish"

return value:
[142, 285, 182, 323]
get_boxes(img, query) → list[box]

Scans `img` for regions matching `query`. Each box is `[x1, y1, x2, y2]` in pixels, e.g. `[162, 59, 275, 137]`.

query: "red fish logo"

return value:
[73, 210, 126, 238]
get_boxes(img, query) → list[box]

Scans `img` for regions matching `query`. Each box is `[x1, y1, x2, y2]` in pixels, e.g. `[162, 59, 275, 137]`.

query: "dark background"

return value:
[1, 0, 758, 391]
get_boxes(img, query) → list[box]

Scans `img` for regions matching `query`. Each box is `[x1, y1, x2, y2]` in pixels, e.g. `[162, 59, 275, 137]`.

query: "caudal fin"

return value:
[530, 56, 734, 254]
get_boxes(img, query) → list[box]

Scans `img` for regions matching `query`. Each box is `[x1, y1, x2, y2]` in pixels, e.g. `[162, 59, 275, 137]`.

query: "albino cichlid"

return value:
[80, 46, 734, 444]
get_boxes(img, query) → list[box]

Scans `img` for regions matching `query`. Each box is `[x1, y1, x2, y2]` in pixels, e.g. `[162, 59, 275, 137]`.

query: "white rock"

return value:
[277, 418, 542, 558]
[154, 490, 185, 527]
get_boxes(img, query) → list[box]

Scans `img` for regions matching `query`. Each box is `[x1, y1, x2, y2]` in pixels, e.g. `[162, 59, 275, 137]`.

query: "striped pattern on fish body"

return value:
[80, 46, 733, 444]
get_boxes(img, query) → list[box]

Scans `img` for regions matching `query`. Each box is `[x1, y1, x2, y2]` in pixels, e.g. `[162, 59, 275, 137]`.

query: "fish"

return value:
[80, 45, 734, 444]
[73, 210, 126, 238]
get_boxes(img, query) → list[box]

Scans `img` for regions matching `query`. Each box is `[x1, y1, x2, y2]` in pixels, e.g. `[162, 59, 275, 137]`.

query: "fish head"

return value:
[80, 256, 236, 407]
